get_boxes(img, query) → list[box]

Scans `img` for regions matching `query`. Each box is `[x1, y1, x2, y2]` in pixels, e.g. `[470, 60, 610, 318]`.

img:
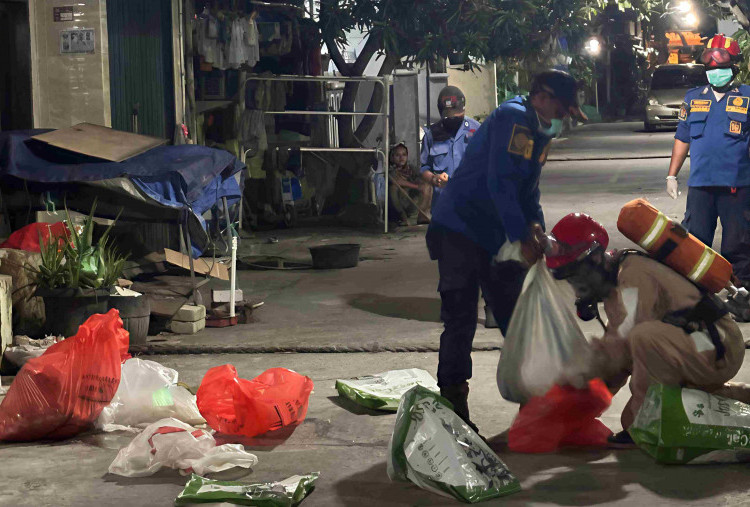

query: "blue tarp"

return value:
[0, 130, 245, 256]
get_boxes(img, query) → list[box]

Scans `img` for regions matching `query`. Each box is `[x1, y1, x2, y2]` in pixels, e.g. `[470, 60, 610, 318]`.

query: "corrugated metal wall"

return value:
[107, 0, 175, 140]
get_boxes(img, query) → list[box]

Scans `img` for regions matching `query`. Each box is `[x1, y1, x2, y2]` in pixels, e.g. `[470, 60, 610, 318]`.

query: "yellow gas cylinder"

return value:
[617, 198, 733, 293]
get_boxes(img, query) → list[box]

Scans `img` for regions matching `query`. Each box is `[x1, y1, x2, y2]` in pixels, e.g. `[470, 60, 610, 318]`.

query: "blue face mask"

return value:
[706, 68, 734, 88]
[539, 118, 563, 137]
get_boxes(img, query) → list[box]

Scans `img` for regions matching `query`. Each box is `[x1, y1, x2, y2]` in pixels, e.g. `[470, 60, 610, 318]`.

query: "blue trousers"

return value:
[683, 186, 750, 282]
[426, 226, 527, 387]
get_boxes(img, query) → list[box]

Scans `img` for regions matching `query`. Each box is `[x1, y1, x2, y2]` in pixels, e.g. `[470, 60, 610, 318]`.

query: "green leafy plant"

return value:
[733, 28, 750, 85]
[28, 198, 127, 291]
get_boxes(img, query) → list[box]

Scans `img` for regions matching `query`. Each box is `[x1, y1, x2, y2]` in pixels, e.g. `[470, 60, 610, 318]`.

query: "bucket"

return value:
[108, 295, 151, 345]
[36, 287, 110, 338]
[309, 243, 361, 269]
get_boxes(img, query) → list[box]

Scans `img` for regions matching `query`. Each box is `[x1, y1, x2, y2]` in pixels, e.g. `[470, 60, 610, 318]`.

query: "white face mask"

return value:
[539, 119, 562, 137]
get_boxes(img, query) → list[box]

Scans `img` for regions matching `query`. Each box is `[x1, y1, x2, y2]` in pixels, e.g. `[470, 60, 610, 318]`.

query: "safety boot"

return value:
[607, 430, 636, 449]
[440, 381, 480, 434]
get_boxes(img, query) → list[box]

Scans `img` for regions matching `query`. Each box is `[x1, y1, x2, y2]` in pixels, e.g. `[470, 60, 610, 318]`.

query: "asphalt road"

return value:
[542, 121, 703, 251]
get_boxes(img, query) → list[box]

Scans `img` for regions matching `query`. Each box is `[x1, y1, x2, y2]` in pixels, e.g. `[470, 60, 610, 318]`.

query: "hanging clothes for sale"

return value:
[244, 15, 260, 67]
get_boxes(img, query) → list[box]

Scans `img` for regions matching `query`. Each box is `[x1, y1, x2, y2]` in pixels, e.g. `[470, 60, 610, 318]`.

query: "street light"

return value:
[684, 11, 699, 28]
[585, 38, 601, 56]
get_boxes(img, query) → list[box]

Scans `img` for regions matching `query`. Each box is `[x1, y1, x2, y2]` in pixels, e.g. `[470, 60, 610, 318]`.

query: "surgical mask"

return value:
[706, 68, 734, 88]
[442, 115, 464, 135]
[539, 118, 563, 137]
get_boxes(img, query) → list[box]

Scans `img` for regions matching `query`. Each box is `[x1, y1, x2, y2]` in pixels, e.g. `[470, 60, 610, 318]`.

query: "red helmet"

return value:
[700, 34, 743, 69]
[546, 213, 609, 270]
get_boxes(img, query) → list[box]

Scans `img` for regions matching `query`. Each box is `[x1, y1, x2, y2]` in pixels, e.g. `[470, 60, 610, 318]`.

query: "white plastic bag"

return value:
[108, 418, 258, 477]
[97, 358, 205, 431]
[497, 260, 592, 404]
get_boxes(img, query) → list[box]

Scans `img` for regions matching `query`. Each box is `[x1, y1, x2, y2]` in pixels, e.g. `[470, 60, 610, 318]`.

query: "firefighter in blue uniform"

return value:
[669, 34, 750, 288]
[420, 86, 481, 212]
[426, 70, 587, 431]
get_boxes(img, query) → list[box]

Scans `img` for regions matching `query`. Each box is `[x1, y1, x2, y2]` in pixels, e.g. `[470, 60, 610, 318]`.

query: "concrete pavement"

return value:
[3, 351, 750, 506]
[141, 122, 728, 353]
[2, 122, 750, 506]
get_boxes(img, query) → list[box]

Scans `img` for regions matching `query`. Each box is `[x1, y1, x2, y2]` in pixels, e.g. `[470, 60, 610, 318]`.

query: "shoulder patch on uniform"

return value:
[678, 102, 688, 121]
[726, 96, 749, 114]
[508, 124, 532, 156]
[690, 99, 711, 112]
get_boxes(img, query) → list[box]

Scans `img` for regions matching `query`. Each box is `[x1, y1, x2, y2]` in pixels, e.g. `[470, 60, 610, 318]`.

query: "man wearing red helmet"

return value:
[425, 70, 587, 433]
[546, 213, 750, 447]
[667, 34, 750, 287]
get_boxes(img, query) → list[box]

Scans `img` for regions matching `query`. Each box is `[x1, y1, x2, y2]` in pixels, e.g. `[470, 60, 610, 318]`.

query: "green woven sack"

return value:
[630, 384, 750, 464]
[387, 386, 521, 503]
[336, 368, 438, 412]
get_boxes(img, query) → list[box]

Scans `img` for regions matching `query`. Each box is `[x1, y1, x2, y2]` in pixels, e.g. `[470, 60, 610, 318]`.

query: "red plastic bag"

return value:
[508, 378, 613, 453]
[197, 365, 314, 438]
[0, 222, 68, 253]
[0, 309, 130, 441]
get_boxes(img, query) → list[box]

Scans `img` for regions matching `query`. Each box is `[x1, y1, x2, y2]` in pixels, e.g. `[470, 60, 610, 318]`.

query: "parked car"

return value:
[645, 64, 707, 131]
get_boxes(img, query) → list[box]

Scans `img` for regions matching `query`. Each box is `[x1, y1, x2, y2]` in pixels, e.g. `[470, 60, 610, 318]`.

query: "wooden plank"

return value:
[31, 123, 165, 162]
[164, 248, 229, 280]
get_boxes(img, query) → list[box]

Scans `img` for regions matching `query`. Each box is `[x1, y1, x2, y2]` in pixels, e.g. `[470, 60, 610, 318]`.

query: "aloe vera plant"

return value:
[29, 198, 128, 290]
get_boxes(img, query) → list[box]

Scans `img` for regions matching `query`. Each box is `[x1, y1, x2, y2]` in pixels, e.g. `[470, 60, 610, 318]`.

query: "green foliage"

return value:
[319, 0, 602, 72]
[29, 198, 128, 291]
[733, 28, 750, 85]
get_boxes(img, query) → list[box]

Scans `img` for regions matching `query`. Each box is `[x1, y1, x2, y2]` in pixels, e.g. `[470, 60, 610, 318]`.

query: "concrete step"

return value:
[173, 304, 206, 322]
[169, 318, 206, 335]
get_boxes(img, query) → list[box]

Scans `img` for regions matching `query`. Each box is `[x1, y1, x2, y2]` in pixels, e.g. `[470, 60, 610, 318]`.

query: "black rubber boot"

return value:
[607, 430, 636, 449]
[440, 382, 480, 434]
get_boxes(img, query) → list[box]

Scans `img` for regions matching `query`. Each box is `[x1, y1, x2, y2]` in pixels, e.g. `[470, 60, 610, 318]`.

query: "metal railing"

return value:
[240, 74, 392, 232]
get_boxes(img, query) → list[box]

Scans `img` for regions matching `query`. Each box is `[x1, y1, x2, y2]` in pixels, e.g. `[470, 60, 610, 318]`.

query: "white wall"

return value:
[448, 62, 498, 120]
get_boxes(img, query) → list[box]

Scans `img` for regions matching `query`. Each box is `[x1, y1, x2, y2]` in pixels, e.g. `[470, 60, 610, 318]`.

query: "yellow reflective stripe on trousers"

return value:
[688, 247, 715, 283]
[638, 213, 669, 250]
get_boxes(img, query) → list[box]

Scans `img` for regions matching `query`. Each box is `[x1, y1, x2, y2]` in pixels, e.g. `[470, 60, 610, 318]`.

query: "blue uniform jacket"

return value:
[675, 84, 750, 187]
[430, 96, 552, 255]
[420, 117, 481, 205]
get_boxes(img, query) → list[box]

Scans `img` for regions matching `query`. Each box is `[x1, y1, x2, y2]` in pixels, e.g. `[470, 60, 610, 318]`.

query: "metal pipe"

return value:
[263, 110, 383, 116]
[426, 65, 431, 126]
[183, 214, 203, 307]
[250, 0, 304, 12]
[222, 196, 233, 256]
[230, 236, 237, 319]
[384, 74, 390, 234]
[222, 196, 236, 319]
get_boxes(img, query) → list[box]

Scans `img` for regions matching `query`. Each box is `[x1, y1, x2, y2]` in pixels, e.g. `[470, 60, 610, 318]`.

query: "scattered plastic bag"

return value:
[175, 472, 319, 506]
[4, 335, 65, 368]
[387, 386, 521, 503]
[508, 379, 613, 453]
[630, 384, 750, 464]
[197, 365, 314, 438]
[497, 260, 592, 404]
[108, 417, 258, 477]
[336, 368, 438, 412]
[0, 222, 68, 253]
[97, 358, 205, 432]
[0, 309, 129, 441]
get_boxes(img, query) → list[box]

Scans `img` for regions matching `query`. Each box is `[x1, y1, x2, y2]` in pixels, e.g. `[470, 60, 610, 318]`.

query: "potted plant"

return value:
[28, 199, 129, 338]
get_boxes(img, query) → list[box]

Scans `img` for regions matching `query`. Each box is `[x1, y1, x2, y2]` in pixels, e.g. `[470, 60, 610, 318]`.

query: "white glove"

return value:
[666, 176, 679, 199]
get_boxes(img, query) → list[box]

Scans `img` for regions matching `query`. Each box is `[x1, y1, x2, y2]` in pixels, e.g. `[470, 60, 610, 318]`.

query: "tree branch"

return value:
[324, 38, 352, 76]
[352, 53, 400, 143]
